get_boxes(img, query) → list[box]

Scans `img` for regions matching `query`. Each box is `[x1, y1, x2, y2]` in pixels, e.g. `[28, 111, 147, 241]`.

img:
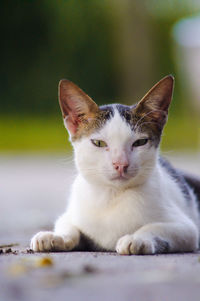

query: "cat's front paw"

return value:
[116, 234, 155, 255]
[30, 231, 66, 252]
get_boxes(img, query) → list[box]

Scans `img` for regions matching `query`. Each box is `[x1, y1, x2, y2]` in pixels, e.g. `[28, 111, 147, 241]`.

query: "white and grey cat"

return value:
[31, 75, 200, 255]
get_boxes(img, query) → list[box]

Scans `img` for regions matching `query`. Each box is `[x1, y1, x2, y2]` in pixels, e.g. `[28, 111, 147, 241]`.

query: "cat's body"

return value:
[31, 76, 200, 254]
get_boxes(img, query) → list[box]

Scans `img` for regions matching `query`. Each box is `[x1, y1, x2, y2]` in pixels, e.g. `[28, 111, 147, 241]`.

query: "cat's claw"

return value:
[116, 234, 155, 255]
[30, 231, 75, 252]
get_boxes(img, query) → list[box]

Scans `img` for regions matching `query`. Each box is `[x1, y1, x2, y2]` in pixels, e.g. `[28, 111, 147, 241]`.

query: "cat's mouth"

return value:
[111, 174, 130, 181]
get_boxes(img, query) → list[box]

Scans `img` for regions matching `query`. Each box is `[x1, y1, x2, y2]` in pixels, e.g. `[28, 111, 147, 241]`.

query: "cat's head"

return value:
[58, 76, 174, 188]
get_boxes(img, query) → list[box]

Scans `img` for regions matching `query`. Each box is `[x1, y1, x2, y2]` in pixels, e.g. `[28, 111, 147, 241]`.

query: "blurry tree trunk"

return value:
[111, 0, 156, 104]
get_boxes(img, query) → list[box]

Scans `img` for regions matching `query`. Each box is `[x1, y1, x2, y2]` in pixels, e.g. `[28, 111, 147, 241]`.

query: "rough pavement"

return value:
[1, 153, 200, 301]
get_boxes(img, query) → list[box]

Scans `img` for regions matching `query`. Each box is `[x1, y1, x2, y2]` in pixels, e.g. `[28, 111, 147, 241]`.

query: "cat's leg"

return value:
[30, 214, 80, 252]
[116, 221, 199, 255]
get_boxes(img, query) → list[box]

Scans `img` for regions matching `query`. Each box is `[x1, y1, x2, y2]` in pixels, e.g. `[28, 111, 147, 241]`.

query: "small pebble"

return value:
[26, 249, 34, 254]
[5, 248, 12, 253]
[83, 264, 98, 274]
[36, 257, 53, 267]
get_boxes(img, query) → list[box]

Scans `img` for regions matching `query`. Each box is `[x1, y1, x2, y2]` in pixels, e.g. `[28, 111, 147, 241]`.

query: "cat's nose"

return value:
[113, 162, 129, 175]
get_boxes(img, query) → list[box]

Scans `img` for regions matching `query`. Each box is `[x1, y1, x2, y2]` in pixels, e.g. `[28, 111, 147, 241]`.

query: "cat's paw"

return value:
[30, 231, 72, 252]
[116, 234, 156, 255]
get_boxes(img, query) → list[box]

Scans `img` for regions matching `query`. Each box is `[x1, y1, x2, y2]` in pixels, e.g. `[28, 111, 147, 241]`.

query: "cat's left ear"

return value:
[134, 75, 174, 128]
[58, 79, 99, 136]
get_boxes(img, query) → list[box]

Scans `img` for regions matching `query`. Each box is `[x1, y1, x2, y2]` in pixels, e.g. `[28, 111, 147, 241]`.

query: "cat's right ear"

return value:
[58, 79, 99, 136]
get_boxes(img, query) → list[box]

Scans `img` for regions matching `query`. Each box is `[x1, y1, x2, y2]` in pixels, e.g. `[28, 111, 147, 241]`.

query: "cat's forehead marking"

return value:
[98, 106, 134, 144]
[71, 105, 114, 141]
[115, 104, 162, 147]
[72, 103, 162, 147]
[99, 104, 115, 120]
[115, 104, 132, 121]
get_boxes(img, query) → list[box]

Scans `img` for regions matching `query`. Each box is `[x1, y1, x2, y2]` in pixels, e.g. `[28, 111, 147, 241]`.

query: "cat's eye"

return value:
[91, 139, 107, 147]
[132, 138, 148, 147]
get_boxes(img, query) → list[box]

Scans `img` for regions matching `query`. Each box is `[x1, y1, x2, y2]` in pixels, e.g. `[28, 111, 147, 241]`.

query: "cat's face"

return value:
[58, 76, 174, 188]
[73, 106, 159, 187]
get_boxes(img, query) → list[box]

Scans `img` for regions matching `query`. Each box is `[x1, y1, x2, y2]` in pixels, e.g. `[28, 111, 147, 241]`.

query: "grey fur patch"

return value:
[99, 104, 115, 120]
[182, 172, 200, 210]
[159, 157, 192, 202]
[154, 237, 170, 253]
[75, 232, 110, 252]
[115, 104, 132, 122]
[115, 103, 163, 147]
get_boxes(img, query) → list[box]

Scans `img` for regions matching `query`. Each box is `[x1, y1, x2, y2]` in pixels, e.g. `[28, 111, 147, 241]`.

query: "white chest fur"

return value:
[65, 168, 193, 251]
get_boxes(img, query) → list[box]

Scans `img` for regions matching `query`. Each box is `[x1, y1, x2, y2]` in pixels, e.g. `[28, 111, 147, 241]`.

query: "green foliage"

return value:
[161, 114, 199, 151]
[0, 0, 117, 114]
[1, 0, 195, 115]
[0, 116, 71, 153]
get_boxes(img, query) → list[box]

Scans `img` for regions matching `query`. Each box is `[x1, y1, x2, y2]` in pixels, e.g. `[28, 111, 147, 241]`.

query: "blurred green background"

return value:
[1, 0, 200, 153]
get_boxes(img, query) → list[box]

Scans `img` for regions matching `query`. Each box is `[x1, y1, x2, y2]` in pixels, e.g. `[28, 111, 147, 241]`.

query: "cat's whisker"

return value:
[134, 109, 165, 131]
[135, 121, 158, 132]
[89, 164, 154, 171]
[59, 157, 75, 166]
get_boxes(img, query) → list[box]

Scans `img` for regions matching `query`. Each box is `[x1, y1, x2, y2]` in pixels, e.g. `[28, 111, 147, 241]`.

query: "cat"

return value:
[31, 75, 200, 255]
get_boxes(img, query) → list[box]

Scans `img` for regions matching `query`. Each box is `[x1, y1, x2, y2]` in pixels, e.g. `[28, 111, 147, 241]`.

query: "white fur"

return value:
[31, 109, 200, 254]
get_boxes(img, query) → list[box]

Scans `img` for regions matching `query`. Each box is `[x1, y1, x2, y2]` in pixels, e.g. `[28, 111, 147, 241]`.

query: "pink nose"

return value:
[113, 162, 129, 175]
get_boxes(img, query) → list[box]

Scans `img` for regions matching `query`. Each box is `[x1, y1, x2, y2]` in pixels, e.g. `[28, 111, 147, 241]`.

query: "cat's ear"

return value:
[133, 75, 174, 128]
[58, 79, 99, 136]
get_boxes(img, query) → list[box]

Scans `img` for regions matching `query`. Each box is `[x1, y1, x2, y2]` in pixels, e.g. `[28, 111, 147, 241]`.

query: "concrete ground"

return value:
[1, 152, 200, 301]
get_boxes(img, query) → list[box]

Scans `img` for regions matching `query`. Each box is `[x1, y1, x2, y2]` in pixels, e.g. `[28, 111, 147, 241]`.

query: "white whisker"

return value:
[134, 109, 165, 131]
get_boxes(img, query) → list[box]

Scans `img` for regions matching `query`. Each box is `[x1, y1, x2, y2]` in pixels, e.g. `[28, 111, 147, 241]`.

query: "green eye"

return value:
[91, 139, 107, 147]
[132, 138, 148, 147]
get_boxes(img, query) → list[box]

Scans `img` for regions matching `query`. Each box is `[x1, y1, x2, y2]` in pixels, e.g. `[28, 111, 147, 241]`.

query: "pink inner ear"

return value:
[59, 79, 99, 137]
[64, 115, 79, 135]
